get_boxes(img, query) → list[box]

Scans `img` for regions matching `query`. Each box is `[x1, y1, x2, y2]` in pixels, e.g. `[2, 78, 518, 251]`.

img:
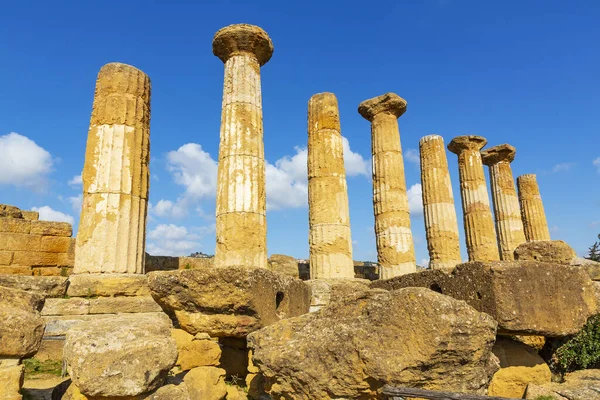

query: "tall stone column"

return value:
[448, 136, 499, 262]
[517, 174, 551, 242]
[358, 93, 415, 278]
[481, 144, 526, 260]
[75, 63, 151, 274]
[308, 92, 354, 279]
[419, 135, 461, 271]
[212, 24, 273, 269]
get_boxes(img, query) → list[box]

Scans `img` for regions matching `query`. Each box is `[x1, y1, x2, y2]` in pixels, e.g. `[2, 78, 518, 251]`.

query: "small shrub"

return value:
[554, 314, 600, 373]
[184, 263, 191, 270]
[23, 358, 63, 377]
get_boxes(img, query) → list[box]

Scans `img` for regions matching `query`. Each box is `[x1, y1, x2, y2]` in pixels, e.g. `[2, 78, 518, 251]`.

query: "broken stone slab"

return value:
[148, 267, 311, 337]
[171, 329, 221, 371]
[525, 369, 600, 399]
[43, 312, 167, 337]
[0, 274, 68, 297]
[67, 273, 150, 297]
[42, 296, 161, 316]
[0, 286, 45, 358]
[514, 240, 577, 264]
[267, 254, 300, 278]
[248, 287, 499, 399]
[63, 313, 177, 397]
[571, 256, 600, 281]
[0, 365, 24, 400]
[183, 366, 228, 400]
[372, 261, 597, 337]
[0, 204, 23, 218]
[305, 278, 371, 312]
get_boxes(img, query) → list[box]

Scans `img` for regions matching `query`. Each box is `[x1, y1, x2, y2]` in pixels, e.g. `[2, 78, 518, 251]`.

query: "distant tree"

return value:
[189, 251, 213, 258]
[585, 234, 600, 262]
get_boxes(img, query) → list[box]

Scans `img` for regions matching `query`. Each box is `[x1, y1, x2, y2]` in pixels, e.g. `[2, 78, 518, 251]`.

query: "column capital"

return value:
[481, 144, 516, 166]
[358, 93, 407, 121]
[212, 24, 274, 66]
[447, 135, 487, 154]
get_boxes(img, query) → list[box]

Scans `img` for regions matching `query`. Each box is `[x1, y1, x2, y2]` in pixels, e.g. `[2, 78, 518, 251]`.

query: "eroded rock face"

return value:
[514, 240, 577, 264]
[372, 261, 597, 337]
[0, 365, 24, 400]
[0, 286, 45, 358]
[63, 313, 177, 397]
[148, 268, 311, 337]
[0, 204, 23, 219]
[267, 254, 299, 278]
[525, 369, 600, 400]
[183, 366, 228, 400]
[0, 274, 68, 298]
[248, 287, 499, 399]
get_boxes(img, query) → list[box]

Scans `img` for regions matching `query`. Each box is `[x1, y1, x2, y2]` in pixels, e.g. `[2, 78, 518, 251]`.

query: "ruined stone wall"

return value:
[144, 255, 214, 272]
[0, 205, 75, 276]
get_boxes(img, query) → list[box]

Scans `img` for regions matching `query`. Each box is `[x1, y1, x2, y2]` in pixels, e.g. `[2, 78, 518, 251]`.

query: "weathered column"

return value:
[212, 24, 273, 269]
[481, 144, 526, 260]
[75, 63, 150, 274]
[419, 135, 461, 270]
[358, 93, 415, 278]
[448, 136, 499, 262]
[308, 93, 354, 279]
[517, 174, 551, 241]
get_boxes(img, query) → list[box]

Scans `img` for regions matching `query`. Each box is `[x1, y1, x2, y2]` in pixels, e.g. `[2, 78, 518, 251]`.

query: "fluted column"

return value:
[481, 144, 526, 260]
[517, 174, 551, 242]
[212, 24, 273, 269]
[448, 135, 499, 262]
[358, 93, 415, 278]
[308, 93, 354, 279]
[75, 63, 151, 274]
[419, 135, 461, 270]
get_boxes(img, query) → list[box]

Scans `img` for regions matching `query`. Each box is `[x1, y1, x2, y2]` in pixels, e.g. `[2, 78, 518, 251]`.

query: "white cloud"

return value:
[68, 174, 82, 186]
[266, 147, 308, 210]
[404, 148, 420, 165]
[552, 162, 573, 173]
[0, 133, 53, 189]
[167, 143, 218, 199]
[146, 223, 210, 256]
[32, 206, 74, 225]
[68, 194, 83, 215]
[147, 224, 199, 240]
[407, 183, 423, 215]
[146, 241, 200, 257]
[593, 157, 600, 174]
[341, 137, 369, 177]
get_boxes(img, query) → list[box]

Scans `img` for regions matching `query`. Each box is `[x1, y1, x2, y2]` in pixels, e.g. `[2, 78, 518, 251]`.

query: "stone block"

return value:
[40, 236, 74, 253]
[42, 298, 90, 316]
[171, 329, 221, 371]
[0, 287, 45, 358]
[12, 251, 71, 267]
[0, 274, 68, 297]
[514, 240, 576, 264]
[372, 261, 597, 337]
[0, 265, 32, 275]
[0, 365, 24, 400]
[148, 267, 311, 337]
[183, 366, 228, 400]
[30, 220, 72, 237]
[32, 266, 72, 276]
[67, 273, 150, 297]
[267, 254, 300, 278]
[306, 278, 370, 312]
[0, 232, 41, 251]
[21, 211, 39, 221]
[0, 218, 30, 234]
[0, 250, 13, 265]
[0, 204, 23, 218]
[525, 369, 600, 399]
[88, 296, 162, 314]
[35, 338, 65, 362]
[42, 312, 167, 337]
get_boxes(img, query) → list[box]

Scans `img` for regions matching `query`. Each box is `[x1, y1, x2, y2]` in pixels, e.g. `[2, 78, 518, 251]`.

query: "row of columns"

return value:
[73, 23, 551, 280]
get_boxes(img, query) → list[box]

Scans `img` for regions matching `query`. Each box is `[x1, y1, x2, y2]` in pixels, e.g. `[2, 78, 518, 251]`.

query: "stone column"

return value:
[419, 135, 461, 270]
[75, 63, 151, 274]
[448, 136, 499, 262]
[517, 174, 551, 241]
[358, 93, 415, 278]
[481, 144, 526, 260]
[212, 24, 273, 269]
[307, 92, 354, 279]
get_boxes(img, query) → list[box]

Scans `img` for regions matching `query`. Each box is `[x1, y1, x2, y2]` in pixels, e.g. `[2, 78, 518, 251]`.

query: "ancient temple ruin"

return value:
[2, 22, 599, 400]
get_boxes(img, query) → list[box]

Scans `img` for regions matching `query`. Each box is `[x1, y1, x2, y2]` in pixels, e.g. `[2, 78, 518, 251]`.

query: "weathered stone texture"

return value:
[171, 329, 221, 371]
[183, 366, 228, 400]
[305, 278, 370, 312]
[482, 144, 527, 260]
[63, 313, 177, 397]
[75, 62, 151, 274]
[448, 135, 499, 261]
[67, 273, 150, 297]
[419, 135, 461, 270]
[267, 254, 299, 278]
[518, 174, 551, 242]
[213, 24, 272, 269]
[41, 296, 161, 316]
[0, 204, 23, 218]
[0, 275, 68, 297]
[0, 364, 24, 400]
[308, 92, 354, 279]
[525, 369, 600, 399]
[148, 267, 311, 337]
[372, 261, 597, 337]
[514, 240, 576, 264]
[21, 210, 38, 220]
[248, 287, 499, 399]
[359, 93, 415, 277]
[0, 286, 45, 358]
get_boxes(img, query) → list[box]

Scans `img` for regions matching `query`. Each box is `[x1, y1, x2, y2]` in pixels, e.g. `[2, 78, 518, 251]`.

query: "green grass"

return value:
[23, 358, 63, 377]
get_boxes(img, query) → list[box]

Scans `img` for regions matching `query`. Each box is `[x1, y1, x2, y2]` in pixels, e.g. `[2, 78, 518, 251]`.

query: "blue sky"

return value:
[1, 0, 599, 263]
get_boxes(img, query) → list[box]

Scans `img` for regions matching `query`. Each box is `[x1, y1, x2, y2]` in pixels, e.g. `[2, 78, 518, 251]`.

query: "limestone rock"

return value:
[63, 313, 177, 397]
[487, 338, 551, 398]
[226, 385, 248, 400]
[248, 287, 499, 399]
[525, 369, 600, 399]
[267, 254, 299, 278]
[183, 366, 228, 400]
[0, 365, 24, 400]
[0, 204, 23, 219]
[372, 261, 597, 336]
[514, 240, 577, 264]
[571, 257, 600, 281]
[148, 268, 311, 337]
[305, 278, 370, 312]
[0, 274, 68, 297]
[0, 286, 45, 357]
[67, 273, 150, 297]
[171, 329, 221, 370]
[146, 384, 190, 400]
